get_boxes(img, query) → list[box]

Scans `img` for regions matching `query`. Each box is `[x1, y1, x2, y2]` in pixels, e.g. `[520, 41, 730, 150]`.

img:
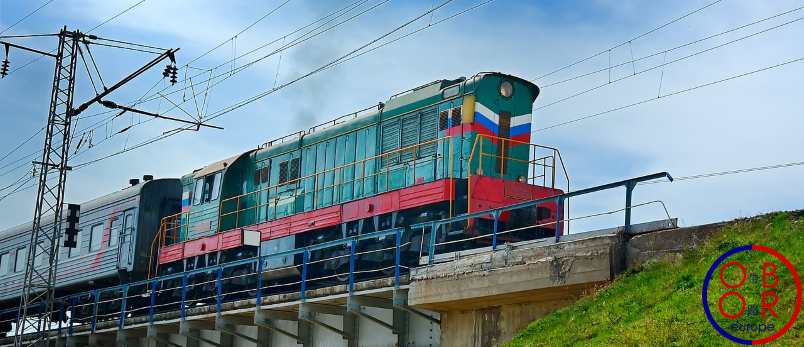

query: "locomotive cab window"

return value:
[0, 253, 8, 276]
[193, 171, 222, 205]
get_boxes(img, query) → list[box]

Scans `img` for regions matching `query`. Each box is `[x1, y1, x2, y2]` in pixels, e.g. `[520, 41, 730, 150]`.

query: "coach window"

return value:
[15, 247, 27, 272]
[90, 223, 104, 252]
[69, 230, 82, 258]
[33, 242, 46, 267]
[109, 216, 120, 247]
[0, 253, 8, 276]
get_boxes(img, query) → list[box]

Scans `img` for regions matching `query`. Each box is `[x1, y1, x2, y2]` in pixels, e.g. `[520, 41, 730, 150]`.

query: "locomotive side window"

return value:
[261, 166, 269, 184]
[278, 161, 289, 184]
[0, 253, 8, 276]
[289, 157, 300, 181]
[14, 247, 26, 272]
[90, 223, 104, 251]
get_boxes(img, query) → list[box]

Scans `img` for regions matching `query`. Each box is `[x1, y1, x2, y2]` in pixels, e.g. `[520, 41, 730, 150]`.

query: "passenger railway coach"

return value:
[0, 178, 181, 330]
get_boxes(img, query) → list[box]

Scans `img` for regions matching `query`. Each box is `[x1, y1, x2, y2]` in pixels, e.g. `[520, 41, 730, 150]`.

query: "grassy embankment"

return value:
[506, 211, 804, 346]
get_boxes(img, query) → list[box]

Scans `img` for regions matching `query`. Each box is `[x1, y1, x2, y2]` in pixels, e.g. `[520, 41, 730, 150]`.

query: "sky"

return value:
[0, 0, 802, 233]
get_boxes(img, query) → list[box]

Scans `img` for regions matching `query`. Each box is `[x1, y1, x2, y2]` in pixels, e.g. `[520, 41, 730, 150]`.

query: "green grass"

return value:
[505, 211, 804, 347]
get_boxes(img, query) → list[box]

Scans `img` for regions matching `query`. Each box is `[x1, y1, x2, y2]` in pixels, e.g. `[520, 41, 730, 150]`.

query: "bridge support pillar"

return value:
[64, 335, 87, 347]
[216, 315, 270, 347]
[117, 328, 144, 347]
[87, 332, 116, 347]
[180, 320, 224, 347]
[255, 309, 310, 346]
[146, 325, 181, 347]
[299, 303, 357, 347]
[347, 296, 407, 346]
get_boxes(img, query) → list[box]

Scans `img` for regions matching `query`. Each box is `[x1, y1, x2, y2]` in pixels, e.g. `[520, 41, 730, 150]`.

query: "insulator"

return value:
[170, 76, 177, 85]
[0, 59, 9, 78]
[163, 64, 172, 78]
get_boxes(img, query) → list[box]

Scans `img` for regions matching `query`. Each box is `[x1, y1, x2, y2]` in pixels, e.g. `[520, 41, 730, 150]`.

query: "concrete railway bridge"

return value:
[1, 173, 721, 347]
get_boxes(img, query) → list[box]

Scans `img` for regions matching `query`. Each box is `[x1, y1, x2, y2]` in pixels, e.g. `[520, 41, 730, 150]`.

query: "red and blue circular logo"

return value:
[703, 245, 802, 344]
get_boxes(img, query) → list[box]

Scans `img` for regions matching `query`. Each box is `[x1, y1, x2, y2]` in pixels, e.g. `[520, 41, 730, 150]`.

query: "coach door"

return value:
[117, 209, 136, 271]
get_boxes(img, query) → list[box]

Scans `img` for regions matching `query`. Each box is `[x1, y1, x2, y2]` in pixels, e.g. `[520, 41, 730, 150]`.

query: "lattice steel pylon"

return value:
[14, 27, 79, 347]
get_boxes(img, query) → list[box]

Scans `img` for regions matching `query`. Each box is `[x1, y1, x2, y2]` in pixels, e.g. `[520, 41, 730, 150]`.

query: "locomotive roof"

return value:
[0, 178, 173, 240]
[188, 71, 540, 177]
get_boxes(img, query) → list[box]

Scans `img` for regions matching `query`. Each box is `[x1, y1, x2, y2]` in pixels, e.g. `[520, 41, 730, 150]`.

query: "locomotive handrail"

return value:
[307, 104, 378, 134]
[217, 136, 454, 231]
[466, 133, 570, 232]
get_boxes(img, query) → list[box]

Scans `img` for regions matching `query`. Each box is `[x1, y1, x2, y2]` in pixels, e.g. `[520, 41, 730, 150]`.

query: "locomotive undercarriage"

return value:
[144, 195, 554, 314]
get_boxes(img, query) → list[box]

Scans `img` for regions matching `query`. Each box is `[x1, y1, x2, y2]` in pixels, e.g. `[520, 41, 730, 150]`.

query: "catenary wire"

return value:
[0, 0, 57, 35]
[533, 56, 804, 132]
[532, 14, 804, 112]
[530, 0, 725, 82]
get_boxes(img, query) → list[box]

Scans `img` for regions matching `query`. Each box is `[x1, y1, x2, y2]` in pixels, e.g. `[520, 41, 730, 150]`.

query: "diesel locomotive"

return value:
[0, 72, 567, 329]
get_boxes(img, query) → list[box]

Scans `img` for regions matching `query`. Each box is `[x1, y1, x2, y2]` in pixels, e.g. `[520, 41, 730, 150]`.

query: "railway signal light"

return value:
[63, 203, 80, 248]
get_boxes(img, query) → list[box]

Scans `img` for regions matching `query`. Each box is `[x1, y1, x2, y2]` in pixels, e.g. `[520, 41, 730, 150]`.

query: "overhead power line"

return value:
[640, 161, 804, 184]
[0, 0, 57, 35]
[0, 0, 148, 78]
[530, 0, 724, 82]
[534, 56, 804, 132]
[532, 13, 804, 112]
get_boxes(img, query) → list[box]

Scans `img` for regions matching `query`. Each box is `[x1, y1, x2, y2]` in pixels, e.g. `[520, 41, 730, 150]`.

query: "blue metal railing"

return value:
[0, 172, 671, 338]
[412, 172, 673, 265]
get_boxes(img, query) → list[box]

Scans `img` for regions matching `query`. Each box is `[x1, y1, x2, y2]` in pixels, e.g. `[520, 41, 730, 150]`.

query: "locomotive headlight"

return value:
[475, 167, 483, 176]
[499, 80, 514, 98]
[518, 175, 526, 182]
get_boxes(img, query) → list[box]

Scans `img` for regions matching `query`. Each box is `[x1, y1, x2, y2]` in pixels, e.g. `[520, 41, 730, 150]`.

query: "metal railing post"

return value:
[395, 231, 402, 288]
[256, 258, 263, 305]
[149, 280, 156, 324]
[216, 267, 223, 313]
[37, 303, 43, 338]
[428, 222, 437, 265]
[69, 296, 76, 336]
[119, 286, 127, 330]
[554, 196, 565, 243]
[301, 249, 309, 301]
[91, 291, 99, 333]
[181, 274, 188, 320]
[624, 181, 637, 235]
[492, 211, 500, 250]
[58, 299, 64, 335]
[349, 240, 356, 293]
